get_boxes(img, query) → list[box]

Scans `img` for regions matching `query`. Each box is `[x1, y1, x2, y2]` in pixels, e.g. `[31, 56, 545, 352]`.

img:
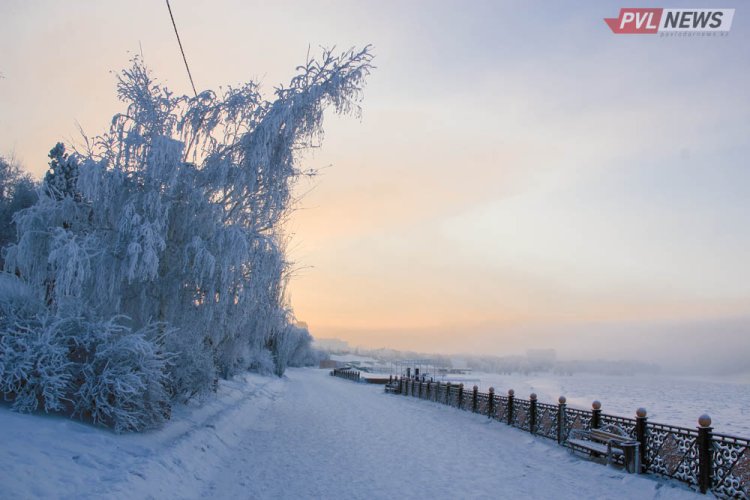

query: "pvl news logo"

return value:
[604, 8, 735, 36]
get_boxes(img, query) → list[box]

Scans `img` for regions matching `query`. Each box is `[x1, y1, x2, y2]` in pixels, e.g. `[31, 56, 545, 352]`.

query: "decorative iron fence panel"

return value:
[712, 433, 750, 498]
[448, 386, 461, 408]
[461, 390, 473, 411]
[535, 402, 558, 441]
[437, 384, 447, 403]
[562, 408, 592, 443]
[494, 395, 508, 422]
[645, 422, 699, 487]
[476, 392, 490, 415]
[599, 413, 637, 439]
[512, 398, 532, 431]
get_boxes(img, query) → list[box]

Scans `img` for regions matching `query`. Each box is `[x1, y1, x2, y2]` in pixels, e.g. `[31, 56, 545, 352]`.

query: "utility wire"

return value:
[165, 0, 198, 97]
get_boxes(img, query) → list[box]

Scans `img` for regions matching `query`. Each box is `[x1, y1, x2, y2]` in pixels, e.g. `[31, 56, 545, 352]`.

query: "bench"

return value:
[567, 425, 641, 473]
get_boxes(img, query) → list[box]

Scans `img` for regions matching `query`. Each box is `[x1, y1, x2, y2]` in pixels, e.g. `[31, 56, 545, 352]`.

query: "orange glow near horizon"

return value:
[2, 1, 749, 361]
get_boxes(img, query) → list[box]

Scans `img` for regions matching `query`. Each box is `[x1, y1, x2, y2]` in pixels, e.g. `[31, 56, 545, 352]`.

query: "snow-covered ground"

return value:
[445, 372, 750, 436]
[2, 368, 701, 499]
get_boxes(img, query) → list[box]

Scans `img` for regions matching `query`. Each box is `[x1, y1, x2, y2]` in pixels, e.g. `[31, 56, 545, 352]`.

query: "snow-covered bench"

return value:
[567, 425, 640, 473]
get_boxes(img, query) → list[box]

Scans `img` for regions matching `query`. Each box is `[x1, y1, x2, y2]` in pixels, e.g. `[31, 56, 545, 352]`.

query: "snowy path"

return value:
[203, 369, 696, 499]
[1, 368, 699, 499]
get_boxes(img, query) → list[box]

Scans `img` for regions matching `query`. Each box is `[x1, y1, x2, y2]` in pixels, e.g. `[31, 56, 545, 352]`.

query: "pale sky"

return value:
[2, 1, 749, 365]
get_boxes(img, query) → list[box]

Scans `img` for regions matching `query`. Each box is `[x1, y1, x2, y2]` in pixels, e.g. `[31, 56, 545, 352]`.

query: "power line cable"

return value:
[165, 0, 198, 97]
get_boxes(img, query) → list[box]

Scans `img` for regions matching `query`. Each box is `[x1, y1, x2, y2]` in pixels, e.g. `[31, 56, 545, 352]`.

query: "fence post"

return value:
[472, 385, 478, 413]
[697, 414, 714, 494]
[446, 382, 451, 405]
[591, 400, 601, 429]
[507, 389, 515, 425]
[529, 393, 537, 434]
[458, 384, 464, 409]
[557, 396, 567, 444]
[635, 407, 647, 472]
[418, 380, 422, 399]
[487, 387, 495, 418]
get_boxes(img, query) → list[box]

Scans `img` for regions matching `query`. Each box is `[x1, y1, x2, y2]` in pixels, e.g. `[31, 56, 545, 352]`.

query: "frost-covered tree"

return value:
[43, 143, 80, 201]
[1, 47, 372, 430]
[269, 320, 302, 377]
[286, 323, 325, 368]
[268, 321, 326, 376]
[0, 156, 37, 267]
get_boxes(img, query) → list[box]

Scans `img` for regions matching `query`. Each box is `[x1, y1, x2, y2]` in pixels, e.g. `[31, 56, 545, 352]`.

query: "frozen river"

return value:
[444, 372, 750, 437]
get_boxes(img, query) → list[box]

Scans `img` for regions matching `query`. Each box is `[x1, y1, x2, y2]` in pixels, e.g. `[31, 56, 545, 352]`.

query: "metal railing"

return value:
[330, 368, 360, 382]
[386, 376, 749, 498]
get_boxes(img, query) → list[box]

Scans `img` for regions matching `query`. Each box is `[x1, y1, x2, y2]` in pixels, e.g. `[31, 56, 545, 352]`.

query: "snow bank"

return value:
[1, 373, 285, 498]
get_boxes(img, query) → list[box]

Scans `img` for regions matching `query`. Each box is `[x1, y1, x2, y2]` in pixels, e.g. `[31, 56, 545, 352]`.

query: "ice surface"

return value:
[464, 372, 750, 436]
